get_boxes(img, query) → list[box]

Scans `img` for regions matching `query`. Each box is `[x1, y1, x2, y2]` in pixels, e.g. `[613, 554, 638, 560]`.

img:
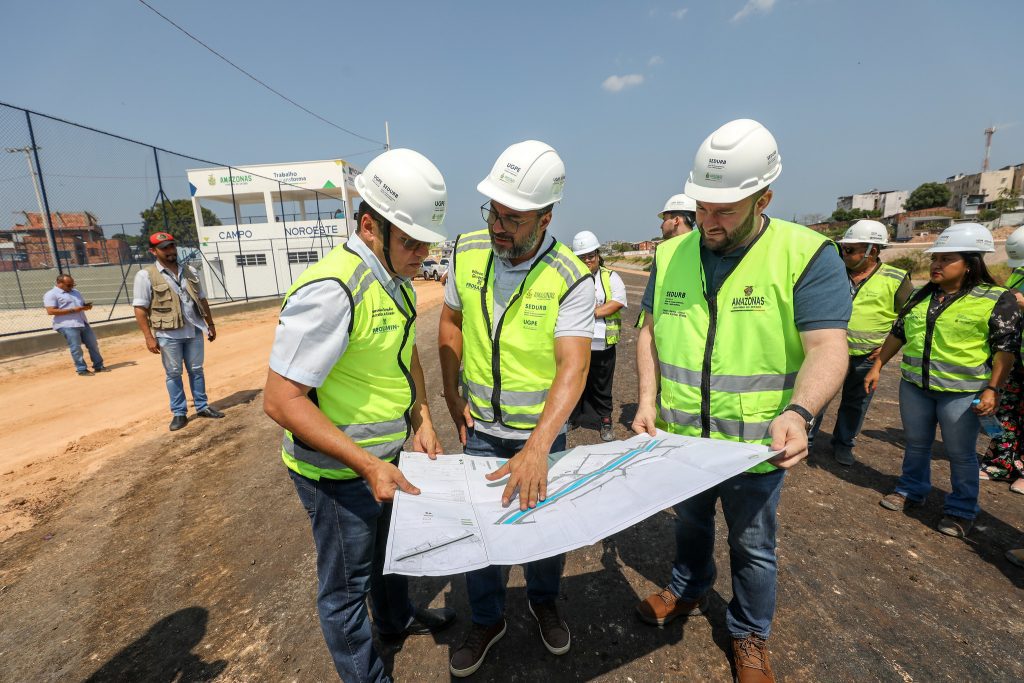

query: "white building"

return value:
[187, 159, 362, 300]
[836, 189, 909, 218]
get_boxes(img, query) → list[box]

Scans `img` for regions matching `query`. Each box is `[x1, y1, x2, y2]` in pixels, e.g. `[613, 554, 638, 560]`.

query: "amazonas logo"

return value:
[732, 285, 766, 310]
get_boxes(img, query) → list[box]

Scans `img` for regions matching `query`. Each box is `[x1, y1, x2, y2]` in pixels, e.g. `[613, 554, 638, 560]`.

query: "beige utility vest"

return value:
[145, 264, 202, 330]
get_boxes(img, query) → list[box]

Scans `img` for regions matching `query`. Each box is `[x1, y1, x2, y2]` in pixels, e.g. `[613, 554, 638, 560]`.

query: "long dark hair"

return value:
[898, 251, 996, 317]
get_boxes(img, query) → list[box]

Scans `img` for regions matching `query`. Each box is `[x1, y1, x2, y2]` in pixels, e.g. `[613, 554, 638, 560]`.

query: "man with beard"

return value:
[632, 119, 849, 683]
[439, 140, 594, 677]
[133, 232, 225, 431]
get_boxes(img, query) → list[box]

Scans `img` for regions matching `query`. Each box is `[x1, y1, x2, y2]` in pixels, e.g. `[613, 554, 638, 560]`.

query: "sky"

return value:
[2, 0, 1024, 244]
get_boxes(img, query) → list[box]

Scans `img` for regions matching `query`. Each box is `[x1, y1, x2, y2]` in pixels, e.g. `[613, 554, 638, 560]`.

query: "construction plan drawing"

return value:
[384, 430, 775, 576]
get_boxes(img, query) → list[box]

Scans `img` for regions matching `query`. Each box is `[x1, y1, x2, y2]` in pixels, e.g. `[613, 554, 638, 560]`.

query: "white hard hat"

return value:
[353, 148, 447, 243]
[658, 193, 696, 219]
[571, 230, 601, 255]
[839, 219, 889, 246]
[925, 222, 995, 254]
[684, 119, 782, 204]
[1006, 225, 1024, 267]
[477, 140, 565, 212]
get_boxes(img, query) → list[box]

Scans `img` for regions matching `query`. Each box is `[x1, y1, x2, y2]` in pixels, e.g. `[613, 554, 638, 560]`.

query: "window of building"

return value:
[235, 253, 268, 267]
[287, 250, 319, 264]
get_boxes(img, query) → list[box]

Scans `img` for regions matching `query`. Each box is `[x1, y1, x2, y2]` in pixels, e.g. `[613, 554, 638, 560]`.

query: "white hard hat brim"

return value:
[477, 176, 552, 212]
[684, 178, 763, 205]
[924, 246, 994, 254]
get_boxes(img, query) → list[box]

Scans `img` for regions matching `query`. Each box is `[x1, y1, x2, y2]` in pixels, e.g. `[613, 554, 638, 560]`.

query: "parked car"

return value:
[421, 257, 449, 280]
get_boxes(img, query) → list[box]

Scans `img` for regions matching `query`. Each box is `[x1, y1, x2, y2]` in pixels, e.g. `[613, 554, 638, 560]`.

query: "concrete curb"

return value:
[0, 297, 283, 360]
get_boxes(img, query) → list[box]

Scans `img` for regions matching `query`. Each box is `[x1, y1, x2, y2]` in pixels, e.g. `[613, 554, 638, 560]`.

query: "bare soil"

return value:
[0, 272, 1021, 682]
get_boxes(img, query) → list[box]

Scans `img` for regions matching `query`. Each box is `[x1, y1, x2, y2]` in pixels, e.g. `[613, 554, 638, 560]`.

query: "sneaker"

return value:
[1006, 548, 1024, 568]
[380, 606, 456, 643]
[528, 600, 571, 655]
[600, 419, 615, 442]
[635, 588, 707, 627]
[449, 619, 506, 678]
[169, 415, 188, 431]
[77, 370, 93, 376]
[937, 515, 973, 538]
[732, 634, 775, 683]
[879, 492, 917, 512]
[195, 406, 225, 419]
[833, 445, 855, 466]
[94, 366, 110, 373]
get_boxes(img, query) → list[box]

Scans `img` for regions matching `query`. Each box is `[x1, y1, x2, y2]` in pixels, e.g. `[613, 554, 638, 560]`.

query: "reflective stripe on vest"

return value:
[846, 263, 906, 355]
[898, 284, 1002, 393]
[599, 267, 621, 345]
[652, 220, 831, 473]
[279, 242, 415, 480]
[455, 229, 591, 430]
[1006, 267, 1024, 292]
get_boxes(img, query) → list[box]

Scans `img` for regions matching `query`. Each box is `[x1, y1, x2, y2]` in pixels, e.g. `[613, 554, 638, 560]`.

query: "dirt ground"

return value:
[1, 271, 1022, 682]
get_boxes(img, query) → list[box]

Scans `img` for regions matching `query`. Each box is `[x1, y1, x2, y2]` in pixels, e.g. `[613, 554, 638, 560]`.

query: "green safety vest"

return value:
[652, 220, 833, 473]
[599, 267, 622, 345]
[635, 310, 647, 329]
[900, 285, 1003, 392]
[846, 263, 908, 355]
[279, 243, 415, 480]
[455, 229, 591, 430]
[1005, 267, 1024, 292]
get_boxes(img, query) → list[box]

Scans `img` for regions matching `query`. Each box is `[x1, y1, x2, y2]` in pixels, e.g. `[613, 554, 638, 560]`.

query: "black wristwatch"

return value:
[781, 404, 814, 431]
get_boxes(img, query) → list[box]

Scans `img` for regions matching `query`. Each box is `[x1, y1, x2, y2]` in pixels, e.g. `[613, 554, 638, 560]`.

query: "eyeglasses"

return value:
[395, 233, 430, 251]
[579, 250, 600, 261]
[480, 202, 535, 235]
[841, 246, 863, 255]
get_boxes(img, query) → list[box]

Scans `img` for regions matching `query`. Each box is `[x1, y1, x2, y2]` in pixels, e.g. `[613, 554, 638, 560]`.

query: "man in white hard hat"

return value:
[808, 219, 912, 465]
[440, 140, 594, 676]
[632, 119, 850, 683]
[570, 229, 628, 441]
[263, 149, 456, 682]
[1004, 225, 1024, 301]
[658, 193, 697, 239]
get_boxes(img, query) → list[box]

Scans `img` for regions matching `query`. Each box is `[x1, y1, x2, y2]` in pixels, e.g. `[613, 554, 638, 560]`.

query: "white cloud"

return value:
[671, 8, 688, 20]
[648, 55, 664, 67]
[601, 74, 645, 93]
[732, 0, 776, 22]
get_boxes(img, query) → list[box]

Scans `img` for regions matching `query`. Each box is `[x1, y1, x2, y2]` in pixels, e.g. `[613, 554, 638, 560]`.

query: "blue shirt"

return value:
[43, 286, 88, 330]
[641, 217, 851, 331]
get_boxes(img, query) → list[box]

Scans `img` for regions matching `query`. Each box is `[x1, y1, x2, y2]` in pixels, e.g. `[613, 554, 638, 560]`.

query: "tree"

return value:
[140, 199, 221, 243]
[992, 187, 1020, 216]
[904, 182, 951, 212]
[978, 209, 1000, 222]
[829, 207, 882, 222]
[109, 232, 142, 246]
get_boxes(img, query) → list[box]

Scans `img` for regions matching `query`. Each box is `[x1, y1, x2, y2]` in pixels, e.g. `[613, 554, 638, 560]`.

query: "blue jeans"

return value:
[895, 380, 981, 519]
[463, 428, 567, 625]
[290, 470, 414, 683]
[58, 325, 103, 373]
[809, 353, 877, 447]
[669, 468, 786, 640]
[157, 335, 208, 415]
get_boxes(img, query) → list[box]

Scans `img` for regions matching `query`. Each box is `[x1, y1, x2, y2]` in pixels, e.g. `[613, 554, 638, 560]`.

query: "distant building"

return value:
[0, 211, 130, 271]
[945, 169, 1016, 214]
[836, 189, 909, 218]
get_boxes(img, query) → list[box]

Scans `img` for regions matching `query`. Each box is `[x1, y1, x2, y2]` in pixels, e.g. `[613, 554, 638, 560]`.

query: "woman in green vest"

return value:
[865, 223, 1021, 538]
[979, 224, 1024, 493]
[570, 230, 627, 441]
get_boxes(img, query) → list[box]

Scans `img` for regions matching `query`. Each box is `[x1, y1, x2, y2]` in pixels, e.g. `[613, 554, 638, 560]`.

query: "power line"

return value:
[137, 0, 386, 147]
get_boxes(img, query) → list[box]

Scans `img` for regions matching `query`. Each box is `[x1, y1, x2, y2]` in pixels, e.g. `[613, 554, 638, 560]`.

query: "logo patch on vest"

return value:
[731, 285, 767, 312]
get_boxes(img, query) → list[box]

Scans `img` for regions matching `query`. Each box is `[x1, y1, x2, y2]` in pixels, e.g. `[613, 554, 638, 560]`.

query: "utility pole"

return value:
[983, 126, 996, 172]
[5, 145, 61, 270]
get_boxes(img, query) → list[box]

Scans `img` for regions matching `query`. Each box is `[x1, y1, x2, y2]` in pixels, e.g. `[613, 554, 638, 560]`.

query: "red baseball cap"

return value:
[149, 232, 176, 247]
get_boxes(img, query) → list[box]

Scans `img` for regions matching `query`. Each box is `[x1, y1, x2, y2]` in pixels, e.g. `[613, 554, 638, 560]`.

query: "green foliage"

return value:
[830, 208, 882, 222]
[887, 251, 925, 274]
[978, 209, 1000, 222]
[990, 262, 1012, 284]
[992, 187, 1020, 215]
[140, 199, 221, 243]
[109, 232, 142, 246]
[904, 183, 951, 212]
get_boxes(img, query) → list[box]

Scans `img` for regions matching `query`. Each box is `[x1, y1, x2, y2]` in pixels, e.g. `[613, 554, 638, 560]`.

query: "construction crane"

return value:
[983, 126, 996, 172]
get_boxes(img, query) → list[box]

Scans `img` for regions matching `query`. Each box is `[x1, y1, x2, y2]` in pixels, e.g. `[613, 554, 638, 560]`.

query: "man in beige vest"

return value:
[132, 231, 224, 431]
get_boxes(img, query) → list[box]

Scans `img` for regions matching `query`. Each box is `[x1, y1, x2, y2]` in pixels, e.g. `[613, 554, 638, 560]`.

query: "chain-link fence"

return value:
[0, 101, 365, 336]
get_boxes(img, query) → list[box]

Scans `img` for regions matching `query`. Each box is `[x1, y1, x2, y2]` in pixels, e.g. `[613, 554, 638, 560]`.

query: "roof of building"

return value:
[13, 211, 101, 231]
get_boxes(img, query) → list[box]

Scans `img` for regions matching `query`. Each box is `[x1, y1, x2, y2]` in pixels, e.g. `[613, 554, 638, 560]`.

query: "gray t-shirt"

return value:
[641, 217, 851, 331]
[444, 232, 596, 439]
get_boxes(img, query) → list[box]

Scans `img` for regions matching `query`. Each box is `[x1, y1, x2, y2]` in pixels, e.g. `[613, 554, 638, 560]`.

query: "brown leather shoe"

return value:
[635, 588, 707, 627]
[732, 634, 774, 683]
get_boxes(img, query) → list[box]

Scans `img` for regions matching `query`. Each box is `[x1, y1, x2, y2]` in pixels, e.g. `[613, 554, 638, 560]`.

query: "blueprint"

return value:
[384, 430, 775, 576]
